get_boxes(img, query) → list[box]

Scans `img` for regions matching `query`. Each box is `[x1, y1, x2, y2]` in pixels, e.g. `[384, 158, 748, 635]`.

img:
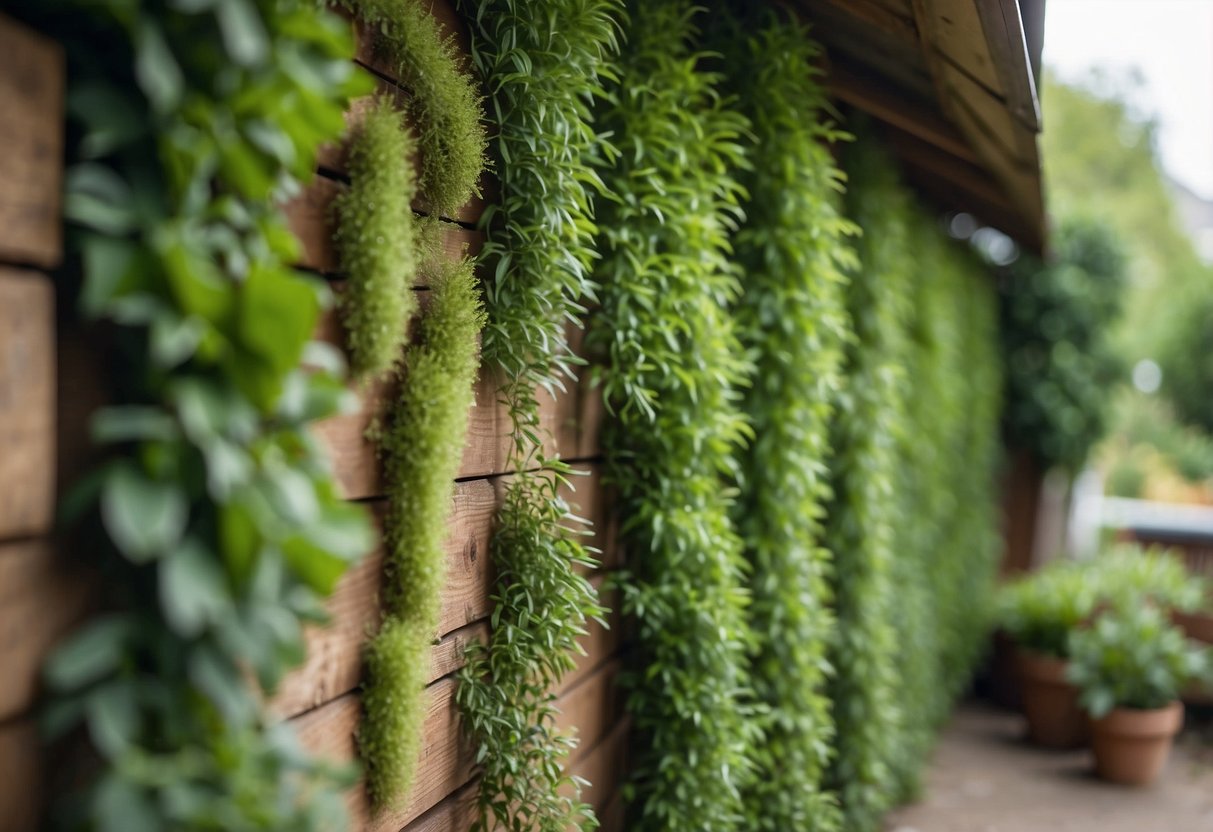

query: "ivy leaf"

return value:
[91, 407, 178, 445]
[86, 681, 140, 758]
[44, 616, 131, 692]
[93, 772, 159, 832]
[281, 534, 348, 595]
[216, 0, 269, 66]
[101, 463, 189, 563]
[65, 164, 137, 234]
[188, 646, 254, 725]
[160, 537, 232, 637]
[134, 21, 184, 114]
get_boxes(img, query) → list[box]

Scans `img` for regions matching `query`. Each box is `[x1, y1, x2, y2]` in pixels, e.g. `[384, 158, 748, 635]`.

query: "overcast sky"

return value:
[1045, 0, 1213, 199]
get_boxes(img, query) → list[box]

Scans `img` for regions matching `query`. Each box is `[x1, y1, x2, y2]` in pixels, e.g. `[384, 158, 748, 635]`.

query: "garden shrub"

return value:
[340, 0, 488, 218]
[715, 7, 855, 830]
[28, 1, 375, 827]
[591, 1, 756, 828]
[453, 0, 625, 828]
[334, 98, 418, 380]
[359, 257, 485, 807]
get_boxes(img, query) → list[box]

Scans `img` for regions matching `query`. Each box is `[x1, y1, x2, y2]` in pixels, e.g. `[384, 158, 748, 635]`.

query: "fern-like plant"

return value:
[591, 2, 756, 828]
[334, 98, 418, 380]
[341, 0, 488, 217]
[359, 257, 485, 807]
[715, 8, 855, 830]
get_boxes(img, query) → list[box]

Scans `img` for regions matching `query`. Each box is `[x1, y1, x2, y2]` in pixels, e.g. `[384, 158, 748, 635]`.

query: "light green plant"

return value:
[1093, 544, 1207, 613]
[29, 1, 376, 828]
[334, 98, 418, 380]
[359, 257, 485, 808]
[453, 0, 624, 828]
[340, 0, 488, 217]
[1068, 604, 1210, 716]
[824, 132, 914, 832]
[591, 2, 756, 829]
[715, 7, 854, 830]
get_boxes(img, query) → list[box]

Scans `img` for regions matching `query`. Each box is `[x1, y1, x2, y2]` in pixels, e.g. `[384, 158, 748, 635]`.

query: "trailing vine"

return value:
[453, 0, 624, 828]
[825, 133, 914, 832]
[334, 98, 418, 380]
[359, 257, 485, 808]
[591, 1, 756, 828]
[339, 0, 488, 218]
[715, 9, 855, 830]
[27, 1, 375, 828]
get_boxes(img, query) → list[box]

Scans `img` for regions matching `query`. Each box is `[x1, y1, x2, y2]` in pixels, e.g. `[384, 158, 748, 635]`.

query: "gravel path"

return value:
[885, 703, 1213, 832]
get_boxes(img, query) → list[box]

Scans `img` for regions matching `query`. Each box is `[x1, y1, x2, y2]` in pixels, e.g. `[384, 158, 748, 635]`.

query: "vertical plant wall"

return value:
[715, 8, 855, 831]
[31, 1, 375, 828]
[592, 1, 756, 829]
[454, 1, 625, 829]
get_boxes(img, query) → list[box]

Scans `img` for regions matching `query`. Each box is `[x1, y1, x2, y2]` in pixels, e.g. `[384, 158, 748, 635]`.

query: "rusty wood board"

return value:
[0, 269, 55, 539]
[0, 17, 63, 268]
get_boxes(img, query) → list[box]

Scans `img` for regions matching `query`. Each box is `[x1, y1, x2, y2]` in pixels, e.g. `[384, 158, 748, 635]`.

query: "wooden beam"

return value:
[973, 0, 1041, 132]
[794, 0, 919, 45]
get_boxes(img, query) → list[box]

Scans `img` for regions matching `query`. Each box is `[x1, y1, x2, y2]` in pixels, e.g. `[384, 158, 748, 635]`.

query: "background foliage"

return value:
[592, 1, 757, 828]
[28, 1, 375, 828]
[715, 8, 854, 830]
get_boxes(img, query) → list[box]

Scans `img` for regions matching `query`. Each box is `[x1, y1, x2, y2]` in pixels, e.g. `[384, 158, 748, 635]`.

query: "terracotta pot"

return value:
[1090, 701, 1184, 786]
[1016, 650, 1088, 748]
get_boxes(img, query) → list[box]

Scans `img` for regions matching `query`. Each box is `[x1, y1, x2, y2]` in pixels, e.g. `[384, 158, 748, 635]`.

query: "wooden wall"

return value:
[0, 4, 629, 830]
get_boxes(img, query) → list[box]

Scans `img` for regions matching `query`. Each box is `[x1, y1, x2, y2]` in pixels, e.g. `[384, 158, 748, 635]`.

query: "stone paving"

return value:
[885, 703, 1213, 832]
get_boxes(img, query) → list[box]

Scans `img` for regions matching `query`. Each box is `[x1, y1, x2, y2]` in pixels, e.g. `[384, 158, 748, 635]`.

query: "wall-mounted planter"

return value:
[1089, 700, 1183, 786]
[1016, 650, 1088, 748]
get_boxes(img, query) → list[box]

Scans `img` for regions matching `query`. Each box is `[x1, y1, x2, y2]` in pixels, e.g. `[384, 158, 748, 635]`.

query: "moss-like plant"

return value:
[334, 98, 418, 380]
[341, 0, 488, 217]
[591, 2, 756, 828]
[359, 257, 485, 807]
[824, 133, 914, 832]
[453, 1, 624, 829]
[716, 8, 856, 830]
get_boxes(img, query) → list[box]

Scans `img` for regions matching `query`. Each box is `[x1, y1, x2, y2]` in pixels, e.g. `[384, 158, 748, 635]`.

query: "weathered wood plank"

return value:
[0, 17, 63, 268]
[0, 539, 91, 722]
[0, 716, 42, 832]
[400, 780, 477, 832]
[554, 659, 623, 760]
[0, 269, 54, 539]
[565, 717, 629, 822]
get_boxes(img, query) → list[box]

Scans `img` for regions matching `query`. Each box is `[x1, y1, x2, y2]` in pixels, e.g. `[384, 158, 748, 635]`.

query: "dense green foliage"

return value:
[340, 0, 487, 217]
[716, 9, 854, 830]
[1068, 604, 1210, 716]
[1154, 281, 1213, 434]
[826, 133, 1004, 828]
[592, 1, 756, 828]
[454, 0, 624, 828]
[334, 99, 418, 380]
[29, 1, 374, 828]
[1000, 217, 1127, 469]
[360, 259, 485, 807]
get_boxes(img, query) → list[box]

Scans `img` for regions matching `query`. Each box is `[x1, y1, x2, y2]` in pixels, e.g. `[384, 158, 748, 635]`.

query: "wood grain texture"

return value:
[0, 17, 62, 268]
[0, 539, 91, 722]
[0, 269, 54, 539]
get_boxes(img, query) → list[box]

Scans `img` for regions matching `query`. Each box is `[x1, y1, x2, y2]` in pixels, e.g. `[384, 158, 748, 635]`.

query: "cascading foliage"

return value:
[824, 133, 914, 832]
[453, 0, 625, 828]
[340, 0, 488, 218]
[713, 7, 855, 830]
[28, 1, 374, 828]
[592, 1, 756, 828]
[330, 0, 490, 810]
[359, 258, 485, 808]
[334, 99, 418, 381]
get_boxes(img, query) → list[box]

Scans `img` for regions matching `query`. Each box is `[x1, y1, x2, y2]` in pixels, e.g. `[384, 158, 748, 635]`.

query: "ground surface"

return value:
[885, 703, 1213, 832]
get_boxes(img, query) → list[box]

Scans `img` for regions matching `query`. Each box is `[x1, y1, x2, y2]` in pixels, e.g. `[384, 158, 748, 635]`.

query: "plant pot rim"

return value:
[1092, 700, 1184, 738]
[1015, 649, 1070, 683]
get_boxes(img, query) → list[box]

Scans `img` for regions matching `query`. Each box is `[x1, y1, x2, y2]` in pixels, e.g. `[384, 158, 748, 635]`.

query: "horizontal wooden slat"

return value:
[554, 660, 623, 760]
[0, 716, 41, 832]
[0, 269, 55, 540]
[0, 539, 91, 722]
[400, 780, 477, 832]
[0, 16, 63, 268]
[566, 717, 629, 823]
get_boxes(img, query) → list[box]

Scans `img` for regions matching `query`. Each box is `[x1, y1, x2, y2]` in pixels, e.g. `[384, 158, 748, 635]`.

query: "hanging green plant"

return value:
[334, 98, 418, 381]
[452, 0, 624, 829]
[591, 1, 756, 828]
[825, 132, 915, 832]
[340, 0, 488, 218]
[25, 1, 375, 828]
[714, 8, 855, 830]
[359, 257, 486, 808]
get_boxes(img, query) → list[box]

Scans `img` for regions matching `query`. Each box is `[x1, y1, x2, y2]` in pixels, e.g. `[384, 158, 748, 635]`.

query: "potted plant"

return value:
[1067, 603, 1210, 786]
[999, 562, 1097, 747]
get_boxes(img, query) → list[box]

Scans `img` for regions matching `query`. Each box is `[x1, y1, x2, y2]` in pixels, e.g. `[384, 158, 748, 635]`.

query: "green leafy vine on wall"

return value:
[592, 1, 756, 828]
[715, 8, 856, 830]
[453, 0, 624, 828]
[28, 1, 375, 828]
